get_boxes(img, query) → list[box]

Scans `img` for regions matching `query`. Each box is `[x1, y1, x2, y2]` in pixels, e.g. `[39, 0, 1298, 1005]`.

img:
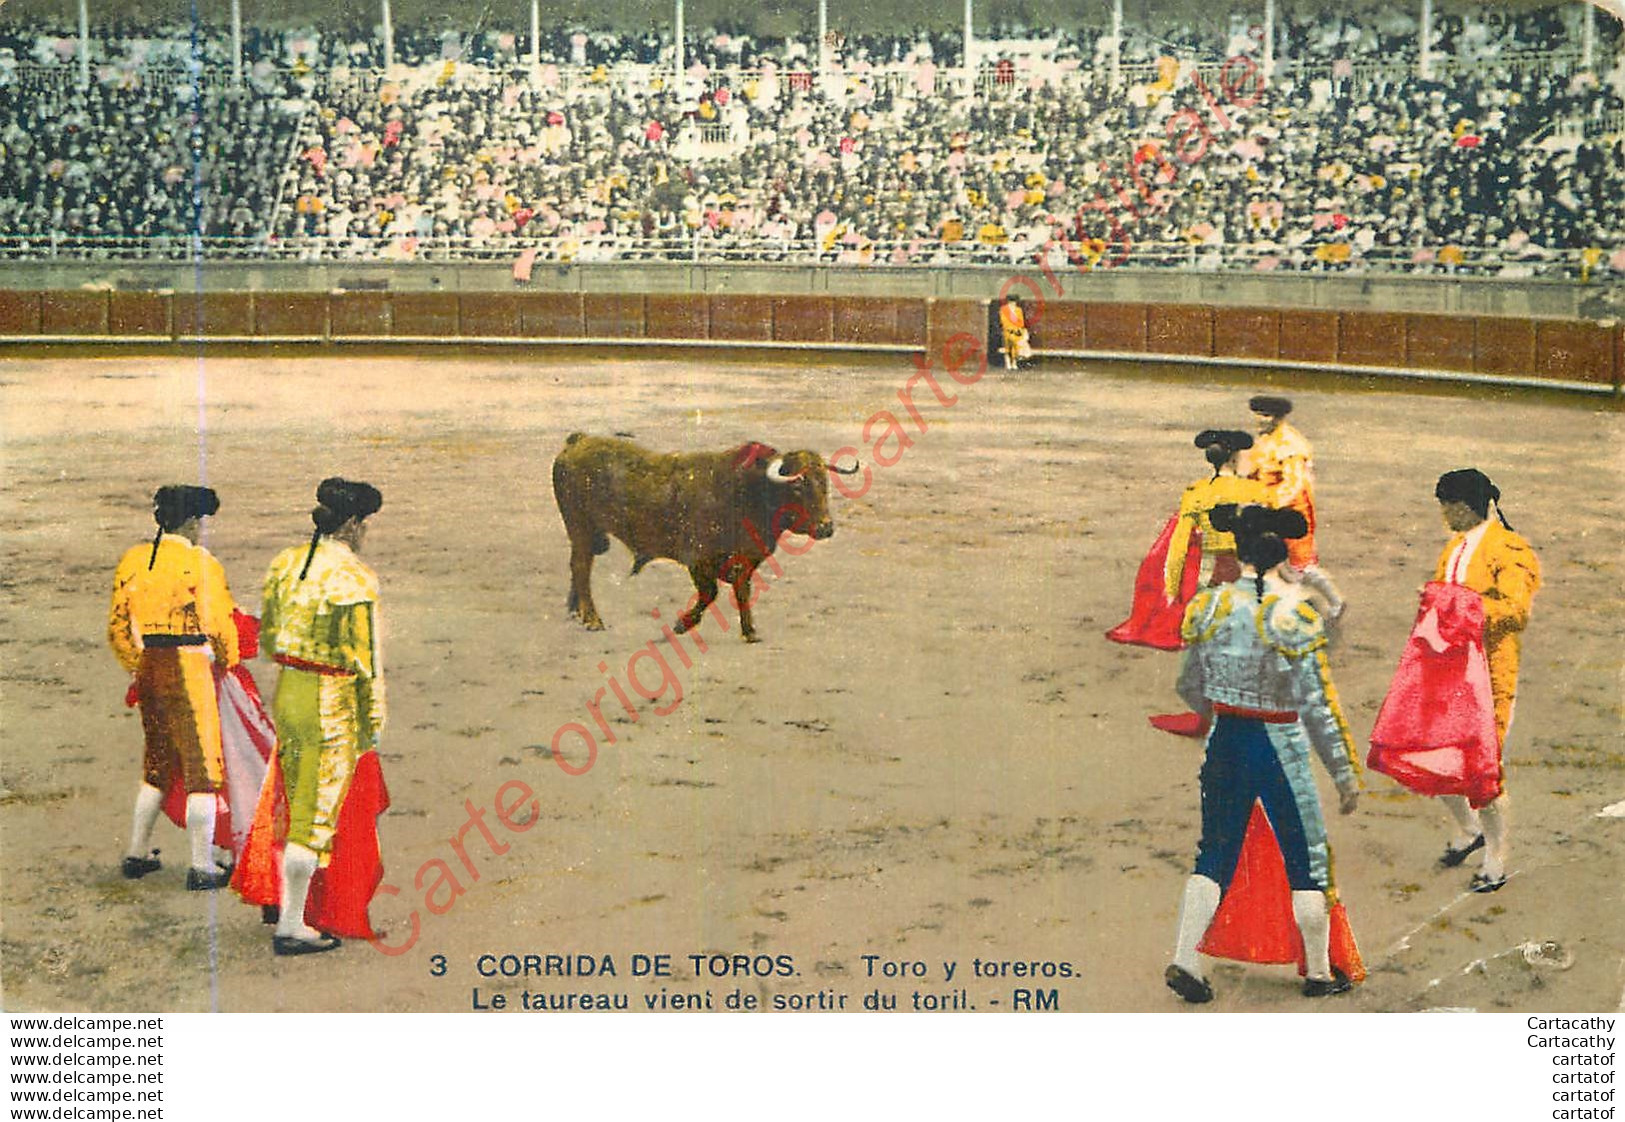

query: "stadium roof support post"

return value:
[231, 0, 243, 87]
[531, 0, 541, 68]
[1582, 0, 1594, 70]
[382, 0, 394, 69]
[676, 0, 685, 94]
[77, 0, 89, 91]
[963, 0, 974, 79]
[1264, 0, 1276, 80]
[1419, 0, 1433, 79]
[819, 0, 828, 72]
[1111, 0, 1123, 89]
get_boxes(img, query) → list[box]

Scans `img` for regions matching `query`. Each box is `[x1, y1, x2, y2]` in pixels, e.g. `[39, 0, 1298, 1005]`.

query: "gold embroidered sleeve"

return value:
[334, 599, 378, 679]
[350, 601, 385, 739]
[1164, 493, 1201, 602]
[1483, 538, 1541, 637]
[107, 550, 143, 673]
[199, 553, 239, 668]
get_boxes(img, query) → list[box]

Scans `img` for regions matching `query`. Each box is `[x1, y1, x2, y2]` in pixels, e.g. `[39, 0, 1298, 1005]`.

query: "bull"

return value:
[552, 434, 857, 642]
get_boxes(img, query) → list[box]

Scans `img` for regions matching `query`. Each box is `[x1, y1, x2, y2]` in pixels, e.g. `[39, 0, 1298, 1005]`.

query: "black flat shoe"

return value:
[1165, 964, 1213, 1004]
[1469, 872, 1507, 894]
[185, 868, 232, 891]
[1302, 969, 1352, 998]
[261, 905, 281, 925]
[273, 933, 342, 957]
[121, 851, 161, 880]
[1439, 834, 1485, 868]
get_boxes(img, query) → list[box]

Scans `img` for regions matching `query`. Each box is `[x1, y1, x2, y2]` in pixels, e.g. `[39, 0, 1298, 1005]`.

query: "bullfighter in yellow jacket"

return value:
[1247, 395, 1344, 620]
[1430, 468, 1540, 893]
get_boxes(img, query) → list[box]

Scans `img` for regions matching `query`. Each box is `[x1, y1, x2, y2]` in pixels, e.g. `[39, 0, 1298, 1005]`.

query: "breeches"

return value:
[1195, 715, 1330, 892]
[273, 667, 363, 855]
[138, 648, 222, 793]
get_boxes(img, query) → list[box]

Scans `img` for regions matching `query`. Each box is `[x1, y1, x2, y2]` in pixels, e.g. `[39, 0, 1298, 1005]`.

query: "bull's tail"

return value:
[593, 531, 611, 555]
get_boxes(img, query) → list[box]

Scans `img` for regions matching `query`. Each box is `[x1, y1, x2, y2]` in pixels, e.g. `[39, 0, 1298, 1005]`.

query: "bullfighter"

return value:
[108, 484, 240, 890]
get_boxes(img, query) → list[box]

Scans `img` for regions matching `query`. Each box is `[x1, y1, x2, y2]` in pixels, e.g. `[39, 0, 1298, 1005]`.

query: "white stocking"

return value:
[1440, 795, 1482, 848]
[1171, 875, 1222, 975]
[277, 843, 321, 940]
[184, 793, 220, 873]
[1292, 890, 1332, 980]
[1478, 796, 1510, 879]
[128, 784, 164, 859]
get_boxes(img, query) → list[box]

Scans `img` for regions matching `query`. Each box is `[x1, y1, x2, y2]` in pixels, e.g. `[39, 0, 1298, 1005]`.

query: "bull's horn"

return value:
[827, 459, 861, 476]
[765, 457, 806, 484]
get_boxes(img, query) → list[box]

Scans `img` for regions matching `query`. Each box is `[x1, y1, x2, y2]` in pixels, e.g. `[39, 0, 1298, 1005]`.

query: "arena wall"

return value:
[0, 261, 1615, 319]
[0, 268, 1619, 394]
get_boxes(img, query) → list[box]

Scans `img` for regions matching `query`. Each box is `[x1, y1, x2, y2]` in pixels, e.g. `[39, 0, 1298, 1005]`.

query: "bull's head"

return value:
[762, 451, 844, 540]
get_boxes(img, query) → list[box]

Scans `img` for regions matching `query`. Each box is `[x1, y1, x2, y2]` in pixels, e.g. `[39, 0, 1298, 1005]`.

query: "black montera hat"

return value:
[1248, 394, 1293, 417]
[149, 485, 219, 568]
[1434, 468, 1497, 513]
[1194, 429, 1255, 455]
[1436, 467, 1513, 529]
[152, 485, 219, 530]
[299, 478, 383, 580]
[316, 477, 383, 522]
[1209, 503, 1308, 541]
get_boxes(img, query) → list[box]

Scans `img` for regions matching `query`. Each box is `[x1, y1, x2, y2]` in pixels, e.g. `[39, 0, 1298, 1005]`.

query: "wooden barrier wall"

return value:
[0, 290, 1617, 391]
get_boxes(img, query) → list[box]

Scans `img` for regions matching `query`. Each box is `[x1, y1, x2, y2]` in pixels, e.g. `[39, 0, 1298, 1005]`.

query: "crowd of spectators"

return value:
[0, 4, 1620, 277]
[0, 74, 301, 249]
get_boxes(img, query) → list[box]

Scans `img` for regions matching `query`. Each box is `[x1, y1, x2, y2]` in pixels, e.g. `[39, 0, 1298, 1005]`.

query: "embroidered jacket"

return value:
[1177, 580, 1358, 793]
[262, 538, 386, 735]
[1164, 474, 1272, 600]
[109, 534, 239, 672]
[1248, 421, 1315, 511]
[1433, 519, 1539, 742]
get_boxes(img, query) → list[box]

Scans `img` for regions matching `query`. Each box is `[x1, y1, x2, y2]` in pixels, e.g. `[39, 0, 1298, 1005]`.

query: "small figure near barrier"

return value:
[998, 293, 1032, 370]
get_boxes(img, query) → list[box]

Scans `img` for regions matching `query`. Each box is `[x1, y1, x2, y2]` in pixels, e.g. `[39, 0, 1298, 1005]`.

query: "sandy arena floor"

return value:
[1, 347, 1620, 1014]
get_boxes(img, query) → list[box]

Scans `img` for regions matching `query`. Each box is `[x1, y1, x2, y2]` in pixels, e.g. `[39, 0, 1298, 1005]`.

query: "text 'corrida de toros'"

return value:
[474, 952, 797, 979]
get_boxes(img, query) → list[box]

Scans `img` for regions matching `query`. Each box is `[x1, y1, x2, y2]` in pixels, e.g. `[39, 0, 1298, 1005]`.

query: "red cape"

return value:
[232, 751, 391, 940]
[1367, 582, 1500, 805]
[1199, 803, 1366, 983]
[1106, 514, 1201, 651]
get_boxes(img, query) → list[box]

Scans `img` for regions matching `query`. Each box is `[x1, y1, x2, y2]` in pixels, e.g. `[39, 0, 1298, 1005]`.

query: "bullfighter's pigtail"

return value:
[300, 504, 343, 580]
[298, 527, 322, 581]
[1490, 485, 1515, 531]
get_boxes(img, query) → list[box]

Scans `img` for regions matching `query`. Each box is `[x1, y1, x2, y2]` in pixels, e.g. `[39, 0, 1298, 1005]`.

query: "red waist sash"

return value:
[274, 653, 353, 677]
[1213, 703, 1297, 724]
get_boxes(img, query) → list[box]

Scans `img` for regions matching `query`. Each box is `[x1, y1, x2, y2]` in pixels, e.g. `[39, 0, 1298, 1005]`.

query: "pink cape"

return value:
[1106, 514, 1201, 651]
[1367, 582, 1500, 806]
[1199, 804, 1366, 982]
